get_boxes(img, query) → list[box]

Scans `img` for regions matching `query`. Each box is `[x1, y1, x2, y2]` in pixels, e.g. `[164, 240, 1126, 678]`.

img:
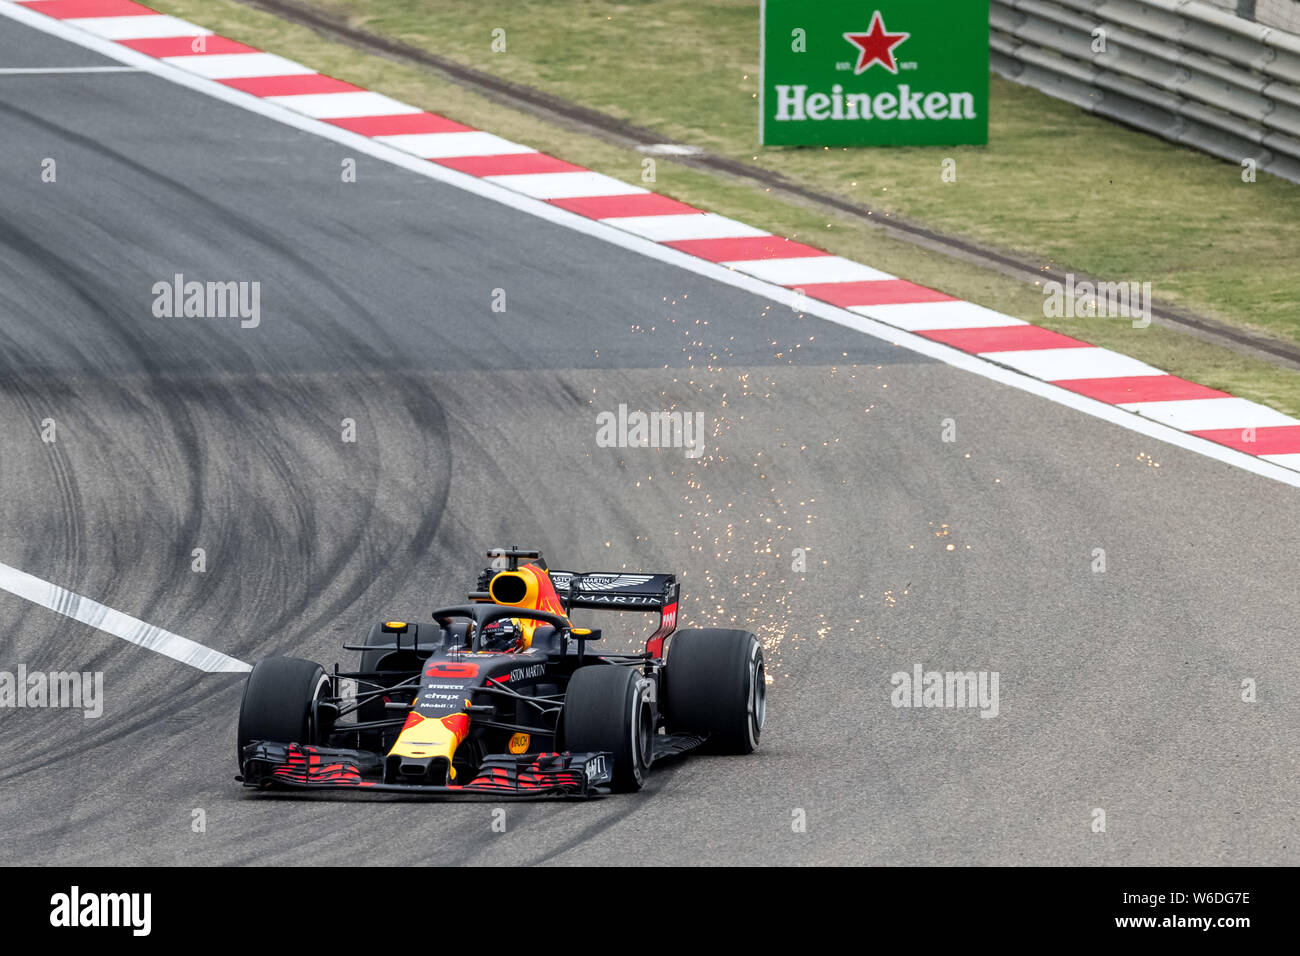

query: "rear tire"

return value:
[236, 657, 329, 771]
[562, 665, 652, 792]
[662, 629, 765, 754]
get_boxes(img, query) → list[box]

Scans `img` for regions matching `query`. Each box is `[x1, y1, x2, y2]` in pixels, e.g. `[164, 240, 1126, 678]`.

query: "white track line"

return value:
[0, 561, 251, 672]
[3, 0, 1299, 499]
[1264, 452, 1300, 470]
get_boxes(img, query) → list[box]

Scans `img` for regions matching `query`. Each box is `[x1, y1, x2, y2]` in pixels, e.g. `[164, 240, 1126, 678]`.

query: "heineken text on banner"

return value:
[760, 0, 989, 146]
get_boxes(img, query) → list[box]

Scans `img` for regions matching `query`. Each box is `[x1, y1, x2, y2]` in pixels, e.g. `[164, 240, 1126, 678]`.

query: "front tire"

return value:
[562, 665, 653, 792]
[662, 628, 765, 754]
[236, 657, 329, 771]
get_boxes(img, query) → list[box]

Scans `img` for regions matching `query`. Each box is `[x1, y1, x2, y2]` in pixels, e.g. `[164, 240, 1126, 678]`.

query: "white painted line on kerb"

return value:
[64, 13, 209, 39]
[375, 129, 533, 158]
[483, 170, 648, 199]
[0, 560, 251, 673]
[852, 301, 1031, 331]
[724, 256, 893, 285]
[601, 213, 768, 242]
[2, 1, 1299, 490]
[160, 51, 313, 80]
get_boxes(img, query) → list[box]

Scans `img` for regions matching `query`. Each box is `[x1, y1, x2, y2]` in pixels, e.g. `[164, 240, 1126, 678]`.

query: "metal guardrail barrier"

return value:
[991, 0, 1300, 182]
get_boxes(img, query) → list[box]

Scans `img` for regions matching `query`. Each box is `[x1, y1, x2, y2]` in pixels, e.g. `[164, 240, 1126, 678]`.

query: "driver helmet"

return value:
[479, 617, 523, 652]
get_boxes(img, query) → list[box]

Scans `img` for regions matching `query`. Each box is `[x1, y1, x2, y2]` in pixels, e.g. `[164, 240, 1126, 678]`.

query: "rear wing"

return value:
[548, 571, 676, 611]
[548, 570, 679, 658]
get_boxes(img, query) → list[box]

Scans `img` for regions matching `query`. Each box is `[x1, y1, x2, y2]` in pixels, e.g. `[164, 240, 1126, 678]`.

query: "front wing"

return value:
[239, 742, 612, 796]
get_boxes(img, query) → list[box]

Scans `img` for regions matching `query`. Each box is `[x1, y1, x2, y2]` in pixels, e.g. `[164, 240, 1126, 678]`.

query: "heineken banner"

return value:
[760, 0, 989, 146]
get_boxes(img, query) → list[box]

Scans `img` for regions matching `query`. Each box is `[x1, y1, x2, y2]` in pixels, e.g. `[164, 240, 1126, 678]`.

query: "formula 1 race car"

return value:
[236, 548, 765, 795]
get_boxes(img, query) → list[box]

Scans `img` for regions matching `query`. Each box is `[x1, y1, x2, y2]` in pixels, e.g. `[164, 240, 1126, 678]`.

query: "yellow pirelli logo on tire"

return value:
[508, 732, 530, 754]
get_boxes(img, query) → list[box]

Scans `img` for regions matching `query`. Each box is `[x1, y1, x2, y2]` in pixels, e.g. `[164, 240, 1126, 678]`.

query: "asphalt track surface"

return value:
[0, 16, 1296, 866]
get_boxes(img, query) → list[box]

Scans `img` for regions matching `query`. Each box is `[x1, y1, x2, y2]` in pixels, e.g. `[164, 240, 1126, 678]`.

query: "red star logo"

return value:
[843, 11, 909, 75]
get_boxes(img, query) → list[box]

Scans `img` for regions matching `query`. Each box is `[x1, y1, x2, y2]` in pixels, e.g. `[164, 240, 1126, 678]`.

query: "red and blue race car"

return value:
[236, 547, 766, 795]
